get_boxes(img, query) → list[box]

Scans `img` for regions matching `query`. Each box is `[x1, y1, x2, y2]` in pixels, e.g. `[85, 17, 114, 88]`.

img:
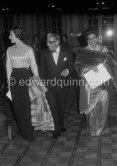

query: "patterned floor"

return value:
[0, 87, 117, 166]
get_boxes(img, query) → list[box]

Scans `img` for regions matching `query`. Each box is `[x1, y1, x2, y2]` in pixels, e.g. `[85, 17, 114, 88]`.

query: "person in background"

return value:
[61, 34, 70, 48]
[40, 33, 74, 140]
[32, 34, 42, 70]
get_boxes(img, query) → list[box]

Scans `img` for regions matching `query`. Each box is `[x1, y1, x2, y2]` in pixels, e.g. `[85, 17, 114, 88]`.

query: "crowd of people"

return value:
[0, 24, 117, 142]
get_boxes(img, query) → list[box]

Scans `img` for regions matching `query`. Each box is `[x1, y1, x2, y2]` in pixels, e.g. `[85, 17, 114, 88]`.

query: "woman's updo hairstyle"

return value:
[10, 25, 25, 42]
[83, 28, 99, 40]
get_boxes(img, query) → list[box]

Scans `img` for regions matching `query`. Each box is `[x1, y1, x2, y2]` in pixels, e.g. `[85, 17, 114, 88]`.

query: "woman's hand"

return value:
[31, 76, 47, 92]
[81, 65, 98, 77]
[92, 66, 98, 73]
[82, 66, 92, 76]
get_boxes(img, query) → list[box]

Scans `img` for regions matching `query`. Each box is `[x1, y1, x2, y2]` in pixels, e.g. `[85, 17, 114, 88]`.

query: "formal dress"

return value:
[6, 44, 54, 141]
[80, 75, 109, 136]
[75, 47, 114, 136]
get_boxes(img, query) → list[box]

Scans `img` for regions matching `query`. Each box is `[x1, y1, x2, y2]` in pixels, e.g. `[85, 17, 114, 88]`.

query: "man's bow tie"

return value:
[51, 50, 56, 53]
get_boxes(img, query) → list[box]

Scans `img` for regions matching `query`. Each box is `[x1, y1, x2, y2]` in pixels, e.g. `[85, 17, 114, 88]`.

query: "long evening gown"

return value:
[78, 46, 111, 136]
[80, 77, 109, 136]
[6, 44, 54, 141]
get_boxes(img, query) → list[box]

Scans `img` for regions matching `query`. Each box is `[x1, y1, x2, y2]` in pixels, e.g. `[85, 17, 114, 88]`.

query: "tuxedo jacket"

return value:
[40, 46, 74, 90]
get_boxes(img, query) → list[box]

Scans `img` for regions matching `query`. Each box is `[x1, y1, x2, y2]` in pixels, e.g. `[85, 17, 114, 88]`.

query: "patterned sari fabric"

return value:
[80, 78, 109, 136]
[28, 77, 54, 131]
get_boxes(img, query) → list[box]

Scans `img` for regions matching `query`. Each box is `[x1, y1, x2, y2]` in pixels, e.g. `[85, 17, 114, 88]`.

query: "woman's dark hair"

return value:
[83, 28, 99, 40]
[10, 25, 25, 41]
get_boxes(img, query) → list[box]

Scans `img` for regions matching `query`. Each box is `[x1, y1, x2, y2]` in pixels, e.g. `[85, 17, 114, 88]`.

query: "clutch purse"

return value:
[83, 63, 112, 89]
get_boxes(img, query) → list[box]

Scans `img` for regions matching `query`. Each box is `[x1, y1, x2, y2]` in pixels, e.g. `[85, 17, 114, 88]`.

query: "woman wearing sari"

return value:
[75, 29, 115, 136]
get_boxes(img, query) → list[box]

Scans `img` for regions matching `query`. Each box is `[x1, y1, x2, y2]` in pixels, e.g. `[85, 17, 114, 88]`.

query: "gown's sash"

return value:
[28, 77, 54, 131]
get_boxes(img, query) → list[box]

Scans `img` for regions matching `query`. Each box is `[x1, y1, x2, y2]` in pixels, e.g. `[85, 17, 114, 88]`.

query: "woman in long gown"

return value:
[75, 29, 115, 136]
[6, 25, 54, 142]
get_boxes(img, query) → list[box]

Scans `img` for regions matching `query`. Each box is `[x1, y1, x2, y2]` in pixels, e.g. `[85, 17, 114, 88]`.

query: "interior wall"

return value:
[12, 13, 89, 53]
[61, 14, 89, 52]
[114, 15, 117, 59]
[13, 14, 40, 45]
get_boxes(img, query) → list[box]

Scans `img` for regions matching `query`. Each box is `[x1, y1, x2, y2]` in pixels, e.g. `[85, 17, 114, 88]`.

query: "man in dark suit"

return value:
[40, 33, 74, 140]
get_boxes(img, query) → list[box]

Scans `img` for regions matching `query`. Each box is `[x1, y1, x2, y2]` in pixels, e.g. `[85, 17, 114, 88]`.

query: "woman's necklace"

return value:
[88, 44, 99, 51]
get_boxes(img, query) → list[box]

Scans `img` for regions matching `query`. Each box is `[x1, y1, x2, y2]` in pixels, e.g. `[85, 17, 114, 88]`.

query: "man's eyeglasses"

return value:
[47, 41, 57, 44]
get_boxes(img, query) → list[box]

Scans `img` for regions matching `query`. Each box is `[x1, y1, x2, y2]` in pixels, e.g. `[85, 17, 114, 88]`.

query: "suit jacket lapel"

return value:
[57, 47, 64, 66]
[48, 50, 57, 67]
[47, 51, 59, 76]
[48, 47, 63, 67]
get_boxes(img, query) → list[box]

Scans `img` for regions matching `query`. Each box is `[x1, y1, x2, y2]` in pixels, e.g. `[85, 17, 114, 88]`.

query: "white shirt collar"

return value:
[55, 46, 60, 53]
[52, 46, 60, 65]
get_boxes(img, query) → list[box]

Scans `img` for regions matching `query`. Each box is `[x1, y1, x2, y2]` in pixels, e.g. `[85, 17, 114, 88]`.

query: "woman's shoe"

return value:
[51, 133, 61, 140]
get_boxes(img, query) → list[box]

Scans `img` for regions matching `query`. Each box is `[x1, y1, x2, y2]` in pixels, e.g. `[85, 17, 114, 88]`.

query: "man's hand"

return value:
[61, 69, 69, 77]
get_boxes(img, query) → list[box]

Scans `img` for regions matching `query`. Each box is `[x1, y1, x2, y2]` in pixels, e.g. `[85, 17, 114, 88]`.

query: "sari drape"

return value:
[75, 48, 116, 136]
[80, 78, 109, 136]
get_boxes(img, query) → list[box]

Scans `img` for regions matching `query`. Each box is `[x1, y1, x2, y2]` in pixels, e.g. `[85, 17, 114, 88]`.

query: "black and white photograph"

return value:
[0, 0, 117, 165]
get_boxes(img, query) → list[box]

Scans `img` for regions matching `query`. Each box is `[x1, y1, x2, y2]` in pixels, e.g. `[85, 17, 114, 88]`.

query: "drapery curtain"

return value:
[62, 14, 88, 35]
[0, 13, 89, 49]
[113, 15, 117, 82]
[0, 15, 4, 51]
[13, 14, 89, 46]
[13, 14, 49, 45]
[114, 15, 117, 58]
[1, 13, 117, 55]
[61, 14, 89, 52]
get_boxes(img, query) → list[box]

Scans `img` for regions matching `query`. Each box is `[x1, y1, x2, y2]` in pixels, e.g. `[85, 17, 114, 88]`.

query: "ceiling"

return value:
[0, 0, 117, 14]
